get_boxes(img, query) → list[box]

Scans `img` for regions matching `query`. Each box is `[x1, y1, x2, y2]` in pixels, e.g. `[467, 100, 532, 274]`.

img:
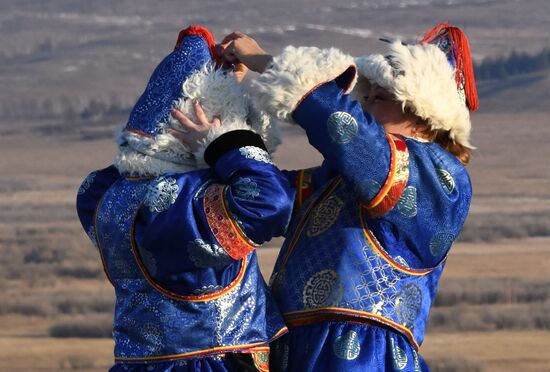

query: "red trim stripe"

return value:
[204, 184, 257, 260]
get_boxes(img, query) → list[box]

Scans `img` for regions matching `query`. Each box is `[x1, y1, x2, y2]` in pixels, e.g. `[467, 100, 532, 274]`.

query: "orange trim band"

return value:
[359, 208, 434, 276]
[115, 327, 288, 363]
[204, 184, 257, 260]
[284, 308, 419, 350]
[130, 214, 248, 302]
[295, 169, 305, 209]
[364, 134, 409, 218]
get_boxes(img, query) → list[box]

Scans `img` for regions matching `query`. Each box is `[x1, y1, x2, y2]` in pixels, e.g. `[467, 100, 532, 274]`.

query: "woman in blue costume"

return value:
[76, 25, 294, 371]
[202, 23, 479, 371]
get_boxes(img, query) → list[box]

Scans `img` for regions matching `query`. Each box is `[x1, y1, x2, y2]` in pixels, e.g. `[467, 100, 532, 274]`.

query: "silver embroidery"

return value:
[86, 226, 98, 248]
[234, 177, 260, 200]
[429, 232, 454, 257]
[327, 111, 358, 144]
[187, 239, 232, 268]
[239, 146, 274, 165]
[397, 186, 417, 218]
[412, 349, 422, 372]
[333, 330, 361, 360]
[302, 269, 343, 308]
[193, 284, 224, 295]
[394, 256, 410, 269]
[348, 242, 405, 319]
[78, 171, 97, 195]
[307, 196, 344, 237]
[395, 283, 422, 328]
[391, 337, 408, 370]
[144, 176, 179, 213]
[212, 281, 254, 345]
[436, 169, 455, 194]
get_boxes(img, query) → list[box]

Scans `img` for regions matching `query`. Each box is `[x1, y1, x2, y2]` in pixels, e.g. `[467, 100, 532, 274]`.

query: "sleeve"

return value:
[75, 165, 120, 247]
[135, 129, 295, 273]
[252, 46, 409, 217]
[200, 130, 295, 260]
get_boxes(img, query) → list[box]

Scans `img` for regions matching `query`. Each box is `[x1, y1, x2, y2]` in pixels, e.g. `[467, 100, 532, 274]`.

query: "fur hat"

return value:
[355, 22, 478, 148]
[115, 25, 280, 177]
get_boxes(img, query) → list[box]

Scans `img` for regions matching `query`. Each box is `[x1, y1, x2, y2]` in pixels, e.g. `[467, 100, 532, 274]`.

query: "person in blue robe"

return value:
[76, 25, 294, 372]
[199, 23, 479, 371]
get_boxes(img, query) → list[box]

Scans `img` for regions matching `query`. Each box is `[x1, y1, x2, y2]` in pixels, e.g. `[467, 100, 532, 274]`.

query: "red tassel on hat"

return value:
[174, 25, 217, 58]
[420, 22, 479, 112]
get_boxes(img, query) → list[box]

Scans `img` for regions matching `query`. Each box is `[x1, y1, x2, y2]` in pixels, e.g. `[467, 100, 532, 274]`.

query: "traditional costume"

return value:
[76, 26, 292, 371]
[250, 23, 478, 371]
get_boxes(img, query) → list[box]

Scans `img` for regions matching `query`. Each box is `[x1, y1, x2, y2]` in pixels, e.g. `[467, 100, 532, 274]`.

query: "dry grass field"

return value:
[0, 110, 549, 371]
[1, 1, 550, 370]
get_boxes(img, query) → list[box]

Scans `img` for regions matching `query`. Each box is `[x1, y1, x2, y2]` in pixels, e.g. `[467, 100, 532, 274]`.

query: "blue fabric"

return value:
[271, 321, 428, 372]
[109, 356, 239, 372]
[268, 79, 471, 371]
[76, 146, 293, 366]
[125, 34, 212, 136]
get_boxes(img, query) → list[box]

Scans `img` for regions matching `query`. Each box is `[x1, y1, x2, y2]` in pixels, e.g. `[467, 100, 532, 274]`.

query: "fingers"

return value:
[220, 31, 245, 46]
[171, 108, 198, 131]
[211, 116, 221, 127]
[193, 102, 209, 125]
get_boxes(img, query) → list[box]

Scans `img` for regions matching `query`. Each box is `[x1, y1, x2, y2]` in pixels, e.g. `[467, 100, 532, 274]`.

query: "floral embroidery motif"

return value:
[187, 239, 232, 268]
[302, 269, 343, 308]
[395, 283, 422, 328]
[307, 195, 344, 237]
[327, 111, 358, 144]
[234, 177, 260, 200]
[204, 184, 257, 260]
[436, 168, 455, 194]
[333, 330, 361, 360]
[78, 171, 97, 195]
[239, 146, 274, 165]
[144, 176, 179, 213]
[429, 232, 454, 257]
[391, 337, 408, 370]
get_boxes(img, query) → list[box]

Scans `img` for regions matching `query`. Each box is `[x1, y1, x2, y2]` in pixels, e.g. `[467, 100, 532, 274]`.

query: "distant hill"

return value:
[477, 69, 550, 113]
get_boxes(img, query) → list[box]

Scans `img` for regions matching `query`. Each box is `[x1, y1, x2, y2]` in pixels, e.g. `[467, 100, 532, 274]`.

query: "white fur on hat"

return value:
[115, 62, 281, 176]
[356, 41, 472, 148]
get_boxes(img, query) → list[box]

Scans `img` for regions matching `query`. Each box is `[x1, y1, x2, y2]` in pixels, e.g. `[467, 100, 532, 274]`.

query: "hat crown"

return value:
[420, 22, 478, 112]
[125, 26, 215, 137]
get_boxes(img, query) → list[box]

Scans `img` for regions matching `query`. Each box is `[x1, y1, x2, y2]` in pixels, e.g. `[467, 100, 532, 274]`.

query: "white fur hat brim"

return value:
[115, 62, 282, 176]
[356, 41, 472, 148]
[252, 46, 357, 123]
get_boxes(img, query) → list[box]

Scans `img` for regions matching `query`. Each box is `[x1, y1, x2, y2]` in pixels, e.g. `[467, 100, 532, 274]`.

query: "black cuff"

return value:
[204, 130, 268, 167]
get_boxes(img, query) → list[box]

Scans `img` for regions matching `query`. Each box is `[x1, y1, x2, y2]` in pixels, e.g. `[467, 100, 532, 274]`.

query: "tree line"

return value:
[474, 48, 550, 81]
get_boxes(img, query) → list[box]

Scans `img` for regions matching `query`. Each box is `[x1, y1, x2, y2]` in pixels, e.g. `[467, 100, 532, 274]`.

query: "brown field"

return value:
[1, 110, 550, 371]
[2, 1, 550, 369]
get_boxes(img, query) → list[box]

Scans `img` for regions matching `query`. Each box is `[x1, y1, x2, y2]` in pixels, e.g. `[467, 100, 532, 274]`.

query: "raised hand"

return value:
[220, 32, 273, 73]
[169, 102, 221, 152]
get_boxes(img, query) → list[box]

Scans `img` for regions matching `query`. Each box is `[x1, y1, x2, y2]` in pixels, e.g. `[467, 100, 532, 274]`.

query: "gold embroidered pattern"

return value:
[204, 184, 257, 260]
